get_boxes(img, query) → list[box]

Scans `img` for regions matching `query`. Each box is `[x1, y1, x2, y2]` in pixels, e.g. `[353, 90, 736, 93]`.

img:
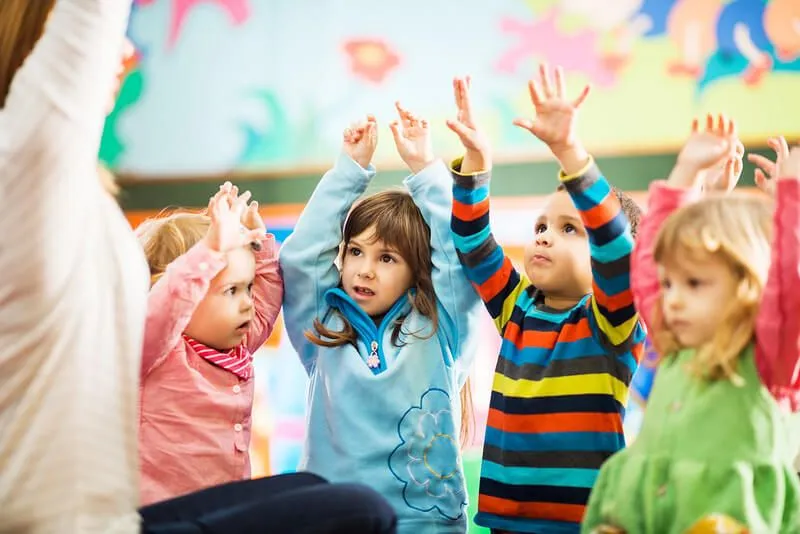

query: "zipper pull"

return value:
[366, 340, 380, 368]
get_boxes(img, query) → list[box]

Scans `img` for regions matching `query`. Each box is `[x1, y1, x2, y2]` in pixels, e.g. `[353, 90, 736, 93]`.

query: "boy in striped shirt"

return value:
[445, 65, 645, 533]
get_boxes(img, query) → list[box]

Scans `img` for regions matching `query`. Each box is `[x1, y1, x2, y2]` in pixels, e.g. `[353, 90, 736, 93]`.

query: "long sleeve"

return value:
[755, 178, 800, 411]
[561, 161, 640, 347]
[279, 153, 375, 374]
[450, 160, 530, 334]
[631, 181, 699, 332]
[405, 160, 481, 362]
[142, 241, 227, 375]
[0, 0, 132, 321]
[244, 234, 283, 354]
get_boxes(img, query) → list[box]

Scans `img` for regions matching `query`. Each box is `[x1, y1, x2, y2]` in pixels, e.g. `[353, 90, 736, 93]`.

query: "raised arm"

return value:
[631, 181, 697, 332]
[444, 77, 529, 334]
[244, 235, 283, 354]
[280, 119, 377, 374]
[450, 164, 529, 334]
[755, 149, 800, 411]
[142, 185, 265, 374]
[560, 162, 639, 346]
[405, 160, 481, 359]
[142, 242, 227, 375]
[0, 0, 133, 307]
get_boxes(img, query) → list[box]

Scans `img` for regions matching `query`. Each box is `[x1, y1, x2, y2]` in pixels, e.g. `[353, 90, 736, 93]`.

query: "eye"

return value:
[659, 278, 671, 290]
[563, 223, 577, 234]
[348, 246, 361, 256]
[687, 278, 703, 288]
[247, 283, 254, 294]
[226, 286, 237, 296]
[535, 223, 547, 234]
[380, 254, 396, 264]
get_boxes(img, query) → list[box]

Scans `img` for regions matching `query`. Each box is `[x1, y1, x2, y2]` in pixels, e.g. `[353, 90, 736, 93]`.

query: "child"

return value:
[581, 116, 800, 533]
[279, 107, 481, 533]
[136, 183, 283, 505]
[446, 65, 645, 533]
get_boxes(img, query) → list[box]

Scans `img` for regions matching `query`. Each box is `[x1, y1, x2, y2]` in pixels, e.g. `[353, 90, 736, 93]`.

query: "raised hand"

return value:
[669, 114, 737, 190]
[204, 182, 264, 253]
[747, 136, 790, 197]
[389, 101, 434, 175]
[777, 145, 800, 181]
[702, 139, 744, 193]
[342, 115, 378, 170]
[513, 63, 591, 162]
[446, 76, 491, 174]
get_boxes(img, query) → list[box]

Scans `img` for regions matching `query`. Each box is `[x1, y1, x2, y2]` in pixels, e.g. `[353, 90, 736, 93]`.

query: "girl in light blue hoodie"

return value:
[279, 104, 481, 534]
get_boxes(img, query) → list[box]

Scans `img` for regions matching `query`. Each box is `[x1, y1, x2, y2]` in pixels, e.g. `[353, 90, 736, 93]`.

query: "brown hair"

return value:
[136, 211, 210, 286]
[305, 189, 474, 445]
[0, 0, 55, 108]
[556, 183, 642, 238]
[651, 193, 772, 381]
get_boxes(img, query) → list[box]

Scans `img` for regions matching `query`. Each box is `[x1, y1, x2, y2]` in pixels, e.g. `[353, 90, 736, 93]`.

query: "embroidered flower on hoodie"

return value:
[389, 388, 467, 520]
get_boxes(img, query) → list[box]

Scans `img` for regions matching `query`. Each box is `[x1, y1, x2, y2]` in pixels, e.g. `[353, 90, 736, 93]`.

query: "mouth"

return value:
[530, 254, 552, 265]
[236, 320, 251, 333]
[353, 286, 376, 298]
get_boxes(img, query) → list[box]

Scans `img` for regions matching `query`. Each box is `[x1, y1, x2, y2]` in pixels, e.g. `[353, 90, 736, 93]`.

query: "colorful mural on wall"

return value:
[104, 0, 800, 177]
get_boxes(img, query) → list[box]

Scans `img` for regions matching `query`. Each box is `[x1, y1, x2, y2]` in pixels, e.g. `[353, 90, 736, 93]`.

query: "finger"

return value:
[453, 78, 461, 109]
[734, 140, 744, 156]
[389, 120, 403, 144]
[237, 190, 252, 206]
[528, 79, 543, 108]
[572, 84, 591, 108]
[716, 113, 726, 136]
[733, 155, 743, 178]
[366, 114, 377, 124]
[245, 228, 264, 244]
[465, 75, 471, 89]
[754, 169, 767, 189]
[446, 119, 473, 142]
[776, 135, 790, 159]
[420, 119, 429, 129]
[395, 101, 412, 122]
[726, 117, 736, 137]
[705, 113, 714, 132]
[747, 153, 776, 173]
[691, 118, 699, 133]
[539, 63, 554, 98]
[249, 200, 259, 215]
[512, 117, 535, 132]
[721, 158, 734, 190]
[553, 66, 567, 99]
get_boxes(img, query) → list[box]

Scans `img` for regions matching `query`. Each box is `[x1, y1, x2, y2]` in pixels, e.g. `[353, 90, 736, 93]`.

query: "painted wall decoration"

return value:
[104, 0, 800, 178]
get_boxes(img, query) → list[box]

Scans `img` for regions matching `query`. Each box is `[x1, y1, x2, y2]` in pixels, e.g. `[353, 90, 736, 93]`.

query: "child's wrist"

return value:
[461, 150, 490, 174]
[552, 144, 590, 177]
[667, 163, 704, 190]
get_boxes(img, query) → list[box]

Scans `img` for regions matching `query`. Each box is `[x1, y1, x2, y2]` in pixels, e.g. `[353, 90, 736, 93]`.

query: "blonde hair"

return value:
[136, 211, 210, 286]
[652, 192, 773, 381]
[305, 188, 473, 445]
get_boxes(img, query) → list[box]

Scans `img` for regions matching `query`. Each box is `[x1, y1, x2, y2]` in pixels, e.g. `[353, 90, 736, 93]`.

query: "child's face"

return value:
[658, 251, 739, 349]
[185, 247, 257, 351]
[523, 190, 592, 306]
[341, 225, 414, 318]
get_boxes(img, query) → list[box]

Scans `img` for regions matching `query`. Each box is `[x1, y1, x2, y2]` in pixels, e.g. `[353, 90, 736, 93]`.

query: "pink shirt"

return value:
[139, 236, 283, 505]
[631, 180, 800, 412]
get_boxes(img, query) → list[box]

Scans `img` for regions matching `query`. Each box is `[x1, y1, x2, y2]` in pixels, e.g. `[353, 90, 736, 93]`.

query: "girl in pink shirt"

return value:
[137, 182, 283, 505]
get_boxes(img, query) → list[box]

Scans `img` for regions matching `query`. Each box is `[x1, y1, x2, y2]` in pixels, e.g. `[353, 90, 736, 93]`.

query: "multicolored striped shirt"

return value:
[450, 159, 645, 533]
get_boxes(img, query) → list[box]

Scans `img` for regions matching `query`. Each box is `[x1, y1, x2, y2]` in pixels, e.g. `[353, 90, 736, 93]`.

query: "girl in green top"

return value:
[582, 115, 800, 534]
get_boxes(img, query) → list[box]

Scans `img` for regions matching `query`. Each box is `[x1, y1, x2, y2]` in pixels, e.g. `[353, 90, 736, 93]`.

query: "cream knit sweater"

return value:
[0, 0, 148, 532]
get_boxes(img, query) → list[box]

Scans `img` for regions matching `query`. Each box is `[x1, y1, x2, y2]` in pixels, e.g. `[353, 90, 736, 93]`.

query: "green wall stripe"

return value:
[117, 148, 770, 210]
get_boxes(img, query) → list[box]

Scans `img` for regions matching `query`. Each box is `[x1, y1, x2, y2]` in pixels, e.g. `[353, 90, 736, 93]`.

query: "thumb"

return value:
[446, 119, 474, 144]
[389, 121, 403, 145]
[246, 228, 264, 244]
[754, 169, 767, 188]
[512, 118, 535, 132]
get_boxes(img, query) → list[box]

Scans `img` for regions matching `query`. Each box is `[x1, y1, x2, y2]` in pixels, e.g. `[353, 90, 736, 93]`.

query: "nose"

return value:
[535, 228, 553, 247]
[358, 267, 375, 280]
[663, 287, 682, 311]
[240, 291, 254, 312]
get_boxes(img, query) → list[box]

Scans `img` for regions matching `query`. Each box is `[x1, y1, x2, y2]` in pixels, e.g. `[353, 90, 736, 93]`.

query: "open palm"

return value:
[390, 101, 433, 174]
[513, 64, 590, 152]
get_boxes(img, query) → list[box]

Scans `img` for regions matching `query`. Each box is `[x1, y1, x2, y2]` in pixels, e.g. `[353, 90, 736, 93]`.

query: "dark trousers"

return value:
[140, 472, 397, 534]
